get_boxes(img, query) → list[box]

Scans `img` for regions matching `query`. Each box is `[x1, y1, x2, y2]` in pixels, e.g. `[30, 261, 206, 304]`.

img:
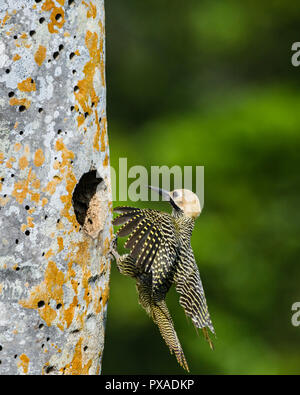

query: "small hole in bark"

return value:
[29, 30, 36, 37]
[55, 13, 62, 21]
[14, 354, 17, 359]
[35, 0, 42, 3]
[84, 346, 88, 351]
[68, 0, 74, 5]
[5, 69, 10, 74]
[57, 129, 62, 134]
[19, 131, 23, 135]
[72, 170, 103, 229]
[42, 252, 45, 256]
[15, 266, 20, 271]
[25, 230, 30, 236]
[70, 106, 74, 112]
[74, 85, 79, 92]
[19, 105, 26, 112]
[56, 303, 62, 309]
[53, 51, 59, 59]
[25, 205, 30, 210]
[38, 108, 43, 113]
[13, 35, 17, 39]
[11, 174, 14, 177]
[46, 337, 50, 341]
[15, 239, 19, 244]
[69, 52, 75, 59]
[45, 365, 55, 374]
[72, 69, 76, 74]
[8, 91, 14, 97]
[38, 300, 45, 308]
[59, 44, 64, 51]
[39, 17, 45, 24]
[84, 112, 89, 118]
[0, 345, 2, 351]
[39, 324, 44, 329]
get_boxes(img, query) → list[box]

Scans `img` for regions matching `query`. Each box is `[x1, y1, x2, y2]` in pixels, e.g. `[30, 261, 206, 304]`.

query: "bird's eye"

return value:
[173, 191, 180, 199]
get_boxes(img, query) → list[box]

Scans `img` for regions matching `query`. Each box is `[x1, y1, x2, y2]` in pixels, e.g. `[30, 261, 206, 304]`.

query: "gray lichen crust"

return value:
[0, 0, 112, 375]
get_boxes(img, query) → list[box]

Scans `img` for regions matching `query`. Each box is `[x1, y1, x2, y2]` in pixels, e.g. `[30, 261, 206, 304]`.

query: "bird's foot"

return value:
[109, 234, 120, 261]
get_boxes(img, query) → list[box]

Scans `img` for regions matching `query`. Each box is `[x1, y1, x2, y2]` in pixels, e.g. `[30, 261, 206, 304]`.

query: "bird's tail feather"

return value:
[136, 282, 189, 371]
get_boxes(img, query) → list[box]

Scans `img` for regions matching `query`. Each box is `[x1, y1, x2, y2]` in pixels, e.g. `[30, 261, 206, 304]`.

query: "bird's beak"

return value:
[148, 185, 171, 201]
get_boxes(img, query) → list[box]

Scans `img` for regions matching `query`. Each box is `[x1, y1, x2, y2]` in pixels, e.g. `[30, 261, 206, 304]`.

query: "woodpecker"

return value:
[111, 186, 215, 372]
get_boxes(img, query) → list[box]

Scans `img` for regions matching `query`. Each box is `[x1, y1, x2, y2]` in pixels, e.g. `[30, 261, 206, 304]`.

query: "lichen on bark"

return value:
[0, 0, 112, 375]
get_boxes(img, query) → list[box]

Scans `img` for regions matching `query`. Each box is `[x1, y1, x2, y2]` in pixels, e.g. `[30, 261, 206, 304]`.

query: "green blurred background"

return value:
[102, 0, 300, 374]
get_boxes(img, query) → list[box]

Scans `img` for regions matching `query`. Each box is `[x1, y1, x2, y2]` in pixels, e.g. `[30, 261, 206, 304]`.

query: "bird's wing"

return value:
[174, 247, 215, 336]
[113, 206, 178, 294]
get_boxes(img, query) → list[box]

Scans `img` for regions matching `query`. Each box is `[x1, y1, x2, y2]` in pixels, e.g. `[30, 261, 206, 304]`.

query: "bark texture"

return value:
[0, 0, 112, 375]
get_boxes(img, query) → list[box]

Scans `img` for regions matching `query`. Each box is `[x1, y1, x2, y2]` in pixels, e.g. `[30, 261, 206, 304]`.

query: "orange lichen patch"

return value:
[14, 142, 22, 152]
[34, 148, 45, 167]
[20, 33, 27, 39]
[19, 155, 29, 170]
[55, 139, 77, 228]
[98, 21, 105, 87]
[21, 216, 34, 232]
[41, 197, 48, 207]
[103, 153, 109, 167]
[74, 50, 80, 56]
[42, 0, 65, 34]
[18, 77, 36, 92]
[9, 97, 31, 109]
[45, 249, 54, 259]
[82, 1, 97, 19]
[93, 110, 100, 151]
[64, 31, 70, 37]
[42, 0, 55, 11]
[19, 261, 64, 326]
[14, 121, 19, 129]
[77, 113, 85, 128]
[57, 237, 64, 252]
[6, 156, 16, 168]
[100, 116, 107, 152]
[34, 45, 47, 66]
[45, 175, 61, 195]
[30, 192, 40, 203]
[0, 283, 3, 294]
[31, 179, 40, 189]
[63, 338, 92, 375]
[1, 11, 10, 26]
[63, 295, 78, 328]
[13, 54, 21, 61]
[0, 152, 4, 164]
[18, 354, 30, 374]
[74, 30, 102, 123]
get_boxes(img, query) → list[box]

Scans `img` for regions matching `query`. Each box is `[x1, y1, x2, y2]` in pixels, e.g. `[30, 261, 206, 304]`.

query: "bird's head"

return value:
[148, 186, 201, 219]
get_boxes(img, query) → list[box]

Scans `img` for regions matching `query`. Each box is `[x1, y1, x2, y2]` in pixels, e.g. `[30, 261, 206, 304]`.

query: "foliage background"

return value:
[102, 0, 300, 374]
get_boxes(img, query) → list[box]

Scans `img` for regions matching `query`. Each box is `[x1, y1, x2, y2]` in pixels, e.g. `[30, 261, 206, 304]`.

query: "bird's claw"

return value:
[109, 234, 120, 261]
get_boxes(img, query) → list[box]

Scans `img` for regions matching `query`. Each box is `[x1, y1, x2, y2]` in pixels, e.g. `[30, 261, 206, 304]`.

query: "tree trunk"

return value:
[0, 0, 112, 375]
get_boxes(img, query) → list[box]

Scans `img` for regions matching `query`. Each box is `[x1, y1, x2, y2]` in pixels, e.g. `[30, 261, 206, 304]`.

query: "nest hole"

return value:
[72, 170, 106, 237]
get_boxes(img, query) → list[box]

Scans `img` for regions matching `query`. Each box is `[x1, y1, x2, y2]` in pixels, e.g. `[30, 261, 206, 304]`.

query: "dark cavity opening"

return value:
[72, 170, 103, 227]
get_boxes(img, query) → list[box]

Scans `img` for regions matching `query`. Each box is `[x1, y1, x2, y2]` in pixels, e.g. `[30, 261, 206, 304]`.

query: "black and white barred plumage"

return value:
[112, 192, 215, 371]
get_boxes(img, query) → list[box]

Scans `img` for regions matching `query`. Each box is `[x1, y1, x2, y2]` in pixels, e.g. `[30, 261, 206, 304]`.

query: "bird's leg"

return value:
[109, 235, 138, 278]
